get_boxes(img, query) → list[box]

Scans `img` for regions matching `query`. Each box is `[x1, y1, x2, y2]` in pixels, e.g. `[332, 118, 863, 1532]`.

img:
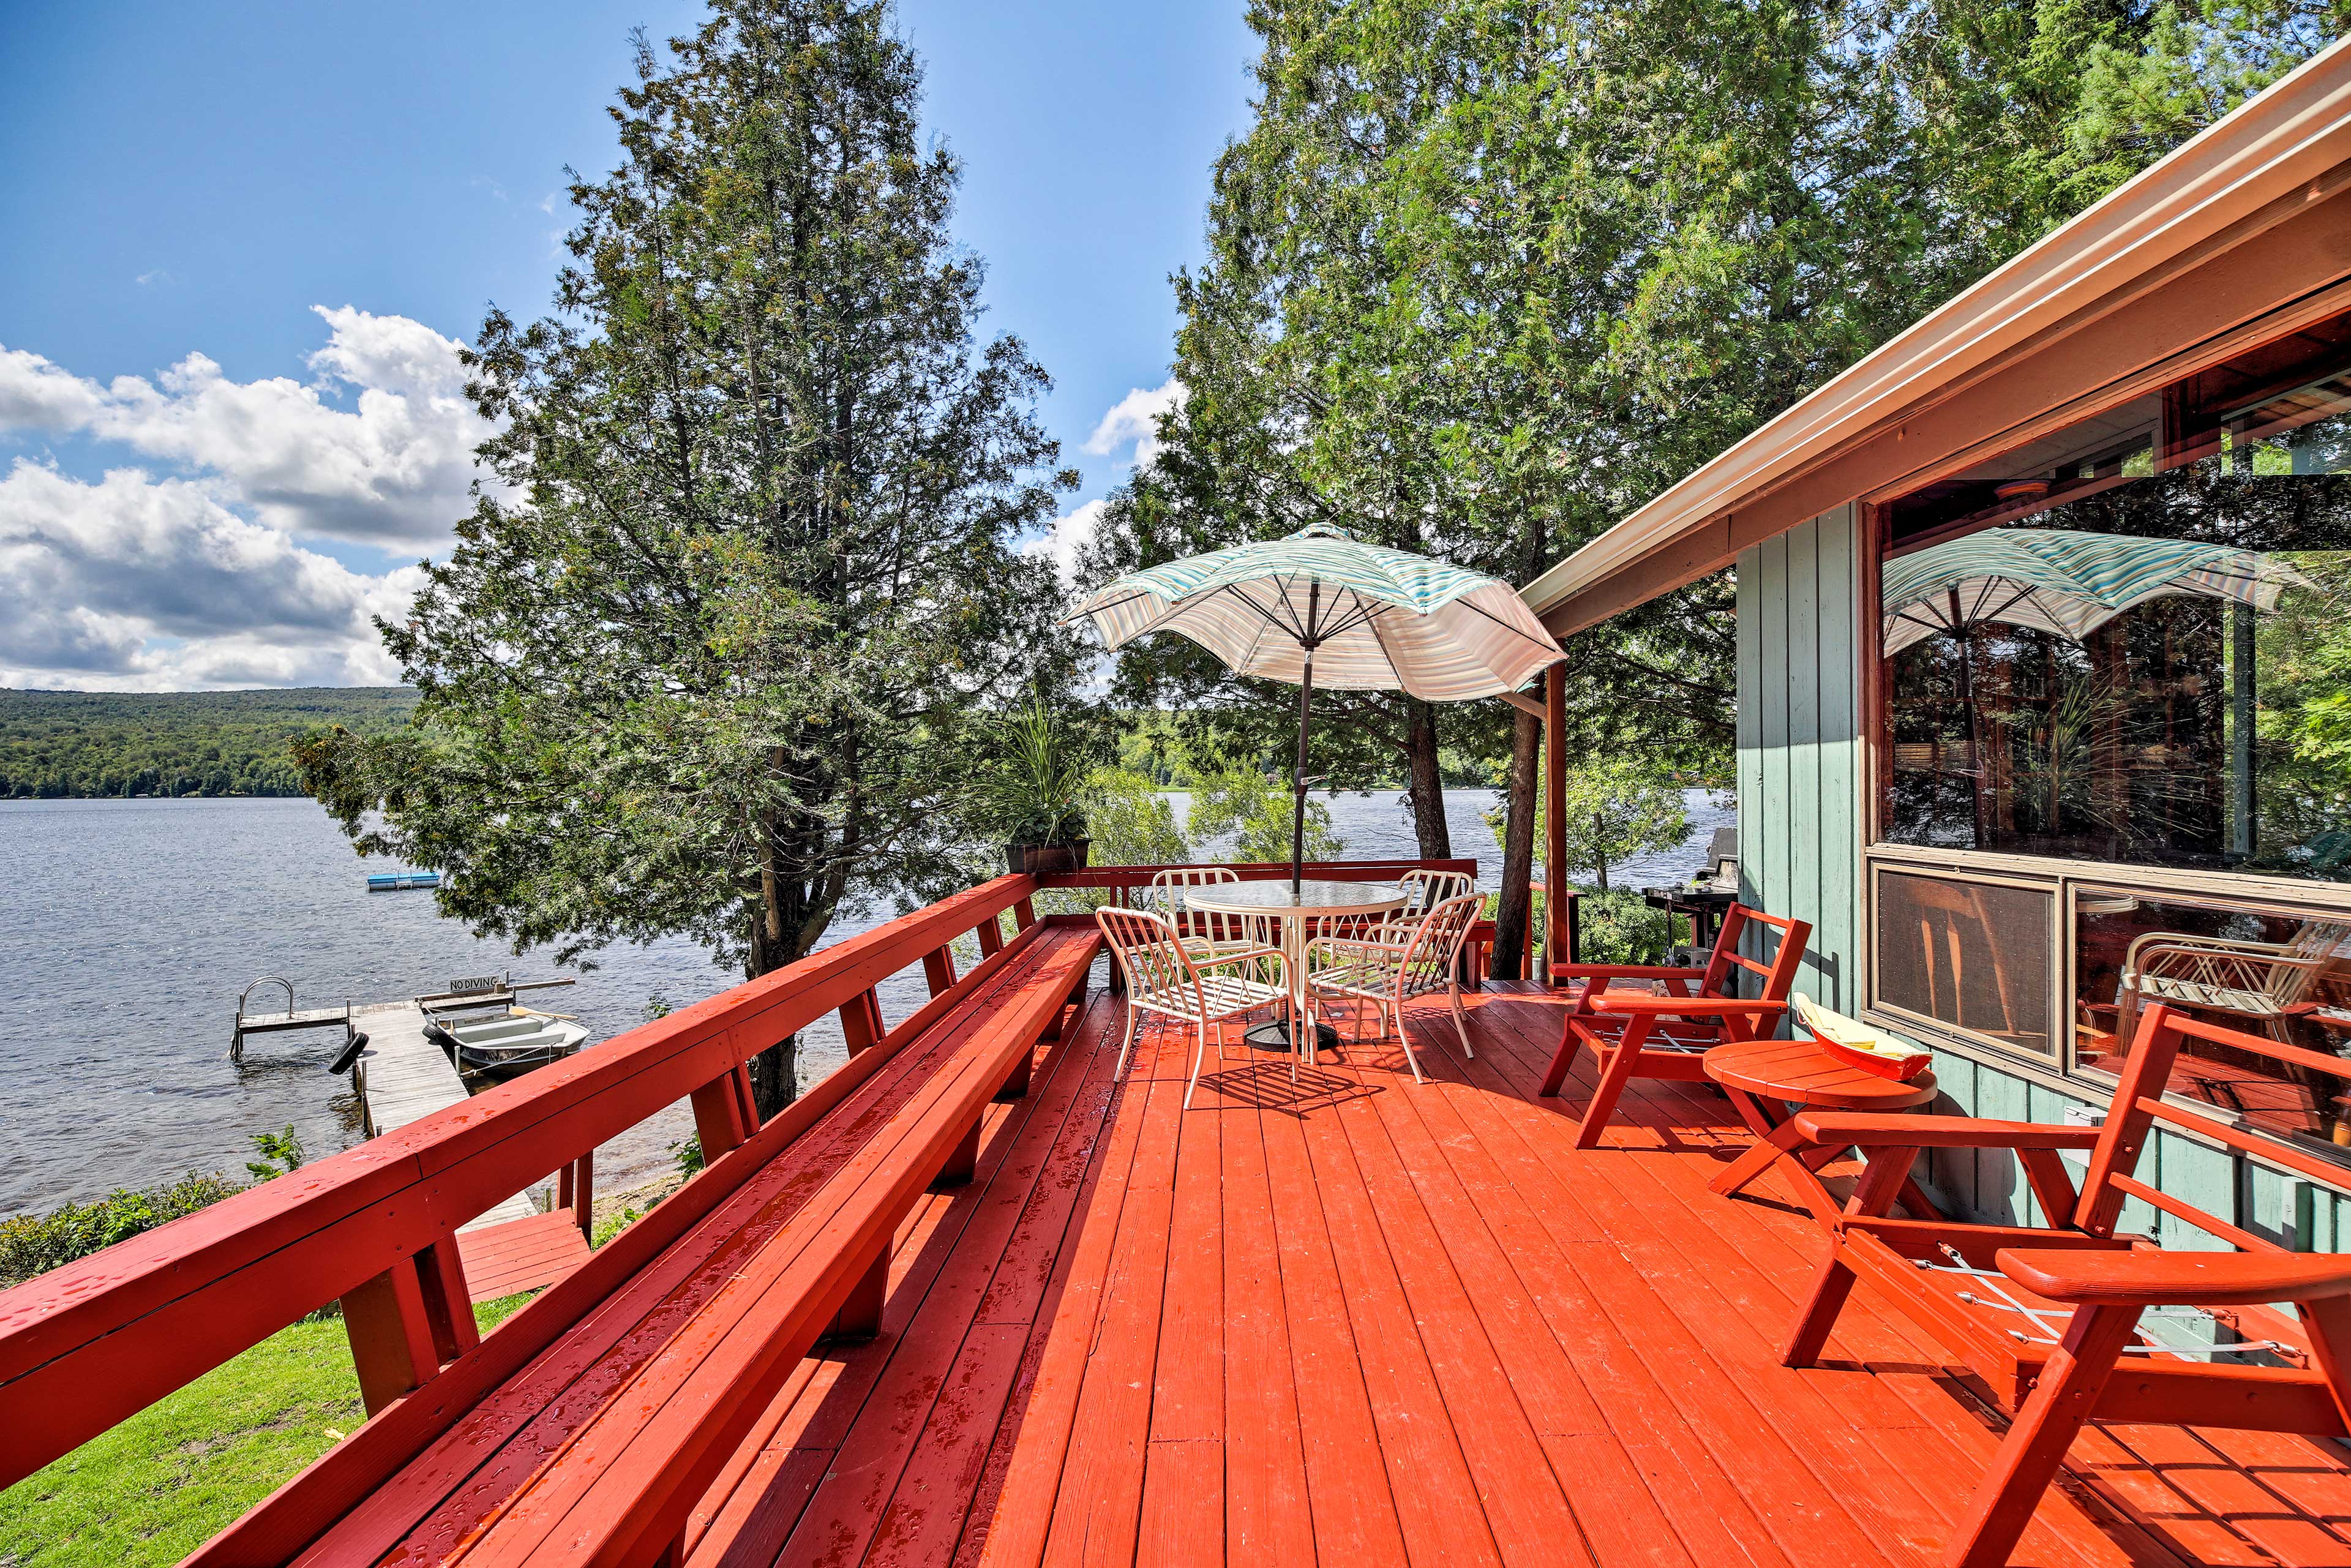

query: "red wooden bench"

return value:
[1540, 903, 1811, 1149]
[0, 874, 1097, 1568]
[1774, 1003, 2351, 1568]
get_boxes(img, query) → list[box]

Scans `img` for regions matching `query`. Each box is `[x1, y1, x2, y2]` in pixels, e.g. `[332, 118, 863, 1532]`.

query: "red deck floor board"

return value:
[380, 978, 2351, 1568]
[1215, 1054, 1312, 1565]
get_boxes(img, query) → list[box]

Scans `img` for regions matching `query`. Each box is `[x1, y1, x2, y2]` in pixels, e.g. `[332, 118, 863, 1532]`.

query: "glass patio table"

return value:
[1186, 879, 1408, 1057]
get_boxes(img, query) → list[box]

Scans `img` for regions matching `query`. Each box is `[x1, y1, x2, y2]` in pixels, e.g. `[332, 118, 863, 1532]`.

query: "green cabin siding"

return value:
[1735, 505, 1862, 1013]
[1734, 505, 2350, 1253]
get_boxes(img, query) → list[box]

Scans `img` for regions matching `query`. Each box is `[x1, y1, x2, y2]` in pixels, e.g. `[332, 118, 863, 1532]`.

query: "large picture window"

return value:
[1877, 309, 2351, 880]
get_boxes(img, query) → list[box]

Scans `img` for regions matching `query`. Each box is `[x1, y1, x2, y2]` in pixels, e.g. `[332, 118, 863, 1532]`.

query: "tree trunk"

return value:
[1403, 697, 1452, 859]
[743, 880, 803, 1123]
[1491, 710, 1542, 981]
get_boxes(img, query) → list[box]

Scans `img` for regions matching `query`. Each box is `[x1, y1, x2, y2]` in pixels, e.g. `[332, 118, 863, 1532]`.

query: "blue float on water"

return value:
[365, 871, 441, 891]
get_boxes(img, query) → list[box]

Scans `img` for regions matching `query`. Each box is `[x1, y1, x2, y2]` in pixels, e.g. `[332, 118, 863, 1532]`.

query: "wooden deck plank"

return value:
[1428, 1006, 1908, 1568]
[1597, 1073, 2171, 1568]
[1374, 1015, 1807, 1568]
[1138, 1022, 1224, 1568]
[456, 1214, 591, 1303]
[973, 999, 1156, 1568]
[1254, 1058, 1414, 1568]
[1037, 1049, 1183, 1568]
[1505, 1008, 2221, 1568]
[1216, 1048, 1313, 1566]
[1478, 1043, 1969, 1561]
[1353, 1030, 1706, 1568]
[1461, 994, 2137, 1568]
[1292, 1066, 1507, 1568]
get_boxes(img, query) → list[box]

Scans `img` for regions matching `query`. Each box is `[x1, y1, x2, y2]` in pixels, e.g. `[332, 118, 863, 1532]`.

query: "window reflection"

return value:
[1873, 871, 2052, 1056]
[2075, 891, 2351, 1150]
[1878, 313, 2351, 879]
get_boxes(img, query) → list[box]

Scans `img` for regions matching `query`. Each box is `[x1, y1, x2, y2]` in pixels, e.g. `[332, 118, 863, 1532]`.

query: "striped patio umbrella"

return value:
[1882, 527, 2312, 653]
[1067, 521, 1559, 891]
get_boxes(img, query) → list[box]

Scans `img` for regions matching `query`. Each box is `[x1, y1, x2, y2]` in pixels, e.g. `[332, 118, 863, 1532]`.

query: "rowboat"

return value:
[429, 1011, 590, 1077]
[1791, 992, 1933, 1081]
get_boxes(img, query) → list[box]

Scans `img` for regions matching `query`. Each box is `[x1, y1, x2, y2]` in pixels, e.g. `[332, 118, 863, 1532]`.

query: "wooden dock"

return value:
[231, 977, 589, 1293]
[350, 1000, 538, 1230]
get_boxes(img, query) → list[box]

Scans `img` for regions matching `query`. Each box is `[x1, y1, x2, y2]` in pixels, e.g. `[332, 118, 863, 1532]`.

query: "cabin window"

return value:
[1871, 869, 2055, 1058]
[2072, 887, 2351, 1159]
[1875, 307, 2351, 880]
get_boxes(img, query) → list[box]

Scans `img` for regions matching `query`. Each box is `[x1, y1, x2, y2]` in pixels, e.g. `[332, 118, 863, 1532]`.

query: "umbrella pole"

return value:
[1292, 645, 1314, 897]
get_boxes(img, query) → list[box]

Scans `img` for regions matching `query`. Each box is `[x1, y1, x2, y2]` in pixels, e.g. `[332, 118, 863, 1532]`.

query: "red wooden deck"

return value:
[661, 981, 2351, 1568]
[455, 1212, 593, 1305]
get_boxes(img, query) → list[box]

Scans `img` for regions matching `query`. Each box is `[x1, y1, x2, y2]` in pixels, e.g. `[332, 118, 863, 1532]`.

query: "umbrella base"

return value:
[1244, 1018, 1340, 1054]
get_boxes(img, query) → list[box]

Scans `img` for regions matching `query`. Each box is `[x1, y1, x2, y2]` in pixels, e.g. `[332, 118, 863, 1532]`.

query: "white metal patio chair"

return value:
[1096, 906, 1288, 1108]
[2115, 918, 2351, 1044]
[1349, 867, 1476, 944]
[1302, 893, 1483, 1083]
[1146, 865, 1275, 964]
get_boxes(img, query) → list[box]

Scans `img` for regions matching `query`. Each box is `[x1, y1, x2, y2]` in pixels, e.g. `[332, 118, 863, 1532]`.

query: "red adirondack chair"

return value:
[1776, 1003, 2351, 1568]
[1541, 904, 1812, 1150]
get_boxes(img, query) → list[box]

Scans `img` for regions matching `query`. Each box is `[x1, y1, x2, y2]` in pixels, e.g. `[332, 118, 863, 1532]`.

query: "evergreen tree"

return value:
[1086, 0, 2344, 973]
[299, 0, 1079, 1114]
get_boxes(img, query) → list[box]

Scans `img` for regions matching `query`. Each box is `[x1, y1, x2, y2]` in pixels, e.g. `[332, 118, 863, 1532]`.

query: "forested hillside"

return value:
[0, 689, 416, 799]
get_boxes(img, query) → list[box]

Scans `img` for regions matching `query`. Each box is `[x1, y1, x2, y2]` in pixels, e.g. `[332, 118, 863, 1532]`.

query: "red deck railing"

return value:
[0, 857, 1477, 1500]
[0, 873, 1059, 1487]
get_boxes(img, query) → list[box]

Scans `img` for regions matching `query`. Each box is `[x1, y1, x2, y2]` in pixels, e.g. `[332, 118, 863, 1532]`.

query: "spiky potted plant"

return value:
[979, 700, 1093, 875]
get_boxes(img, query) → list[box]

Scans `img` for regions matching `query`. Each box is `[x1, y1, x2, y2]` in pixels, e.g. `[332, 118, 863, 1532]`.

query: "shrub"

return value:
[1084, 765, 1187, 866]
[0, 1171, 247, 1288]
[1571, 887, 1682, 967]
[1182, 762, 1345, 864]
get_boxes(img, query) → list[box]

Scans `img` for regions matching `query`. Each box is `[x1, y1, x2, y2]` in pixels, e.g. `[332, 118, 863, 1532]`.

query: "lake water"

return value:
[0, 787, 1727, 1215]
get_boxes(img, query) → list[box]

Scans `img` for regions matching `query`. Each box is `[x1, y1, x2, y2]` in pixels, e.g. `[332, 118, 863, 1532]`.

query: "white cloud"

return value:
[1025, 497, 1109, 586]
[0, 461, 422, 690]
[1082, 378, 1185, 468]
[0, 306, 491, 547]
[135, 269, 174, 288]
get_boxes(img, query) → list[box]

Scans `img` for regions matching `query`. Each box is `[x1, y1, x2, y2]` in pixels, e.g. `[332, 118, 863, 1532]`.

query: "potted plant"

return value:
[978, 700, 1093, 875]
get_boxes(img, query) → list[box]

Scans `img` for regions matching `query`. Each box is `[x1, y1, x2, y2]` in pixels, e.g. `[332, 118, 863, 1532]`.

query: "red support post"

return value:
[1013, 896, 1038, 929]
[997, 1043, 1033, 1101]
[690, 1068, 751, 1161]
[340, 1252, 441, 1414]
[1544, 661, 1570, 970]
[922, 945, 957, 997]
[826, 1245, 889, 1342]
[418, 1234, 479, 1362]
[570, 1150, 594, 1242]
[840, 988, 885, 1055]
[932, 1116, 981, 1189]
[976, 914, 1003, 958]
[730, 1060, 759, 1133]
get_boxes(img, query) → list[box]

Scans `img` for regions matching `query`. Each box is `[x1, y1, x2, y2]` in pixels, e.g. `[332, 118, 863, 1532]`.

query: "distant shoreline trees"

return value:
[0, 688, 415, 800]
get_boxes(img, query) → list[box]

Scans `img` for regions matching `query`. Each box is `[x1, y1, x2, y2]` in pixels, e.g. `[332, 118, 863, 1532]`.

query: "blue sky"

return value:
[0, 2, 1256, 687]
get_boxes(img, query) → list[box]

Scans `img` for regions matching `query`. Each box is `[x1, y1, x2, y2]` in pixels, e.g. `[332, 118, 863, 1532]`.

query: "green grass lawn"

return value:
[0, 1296, 530, 1566]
